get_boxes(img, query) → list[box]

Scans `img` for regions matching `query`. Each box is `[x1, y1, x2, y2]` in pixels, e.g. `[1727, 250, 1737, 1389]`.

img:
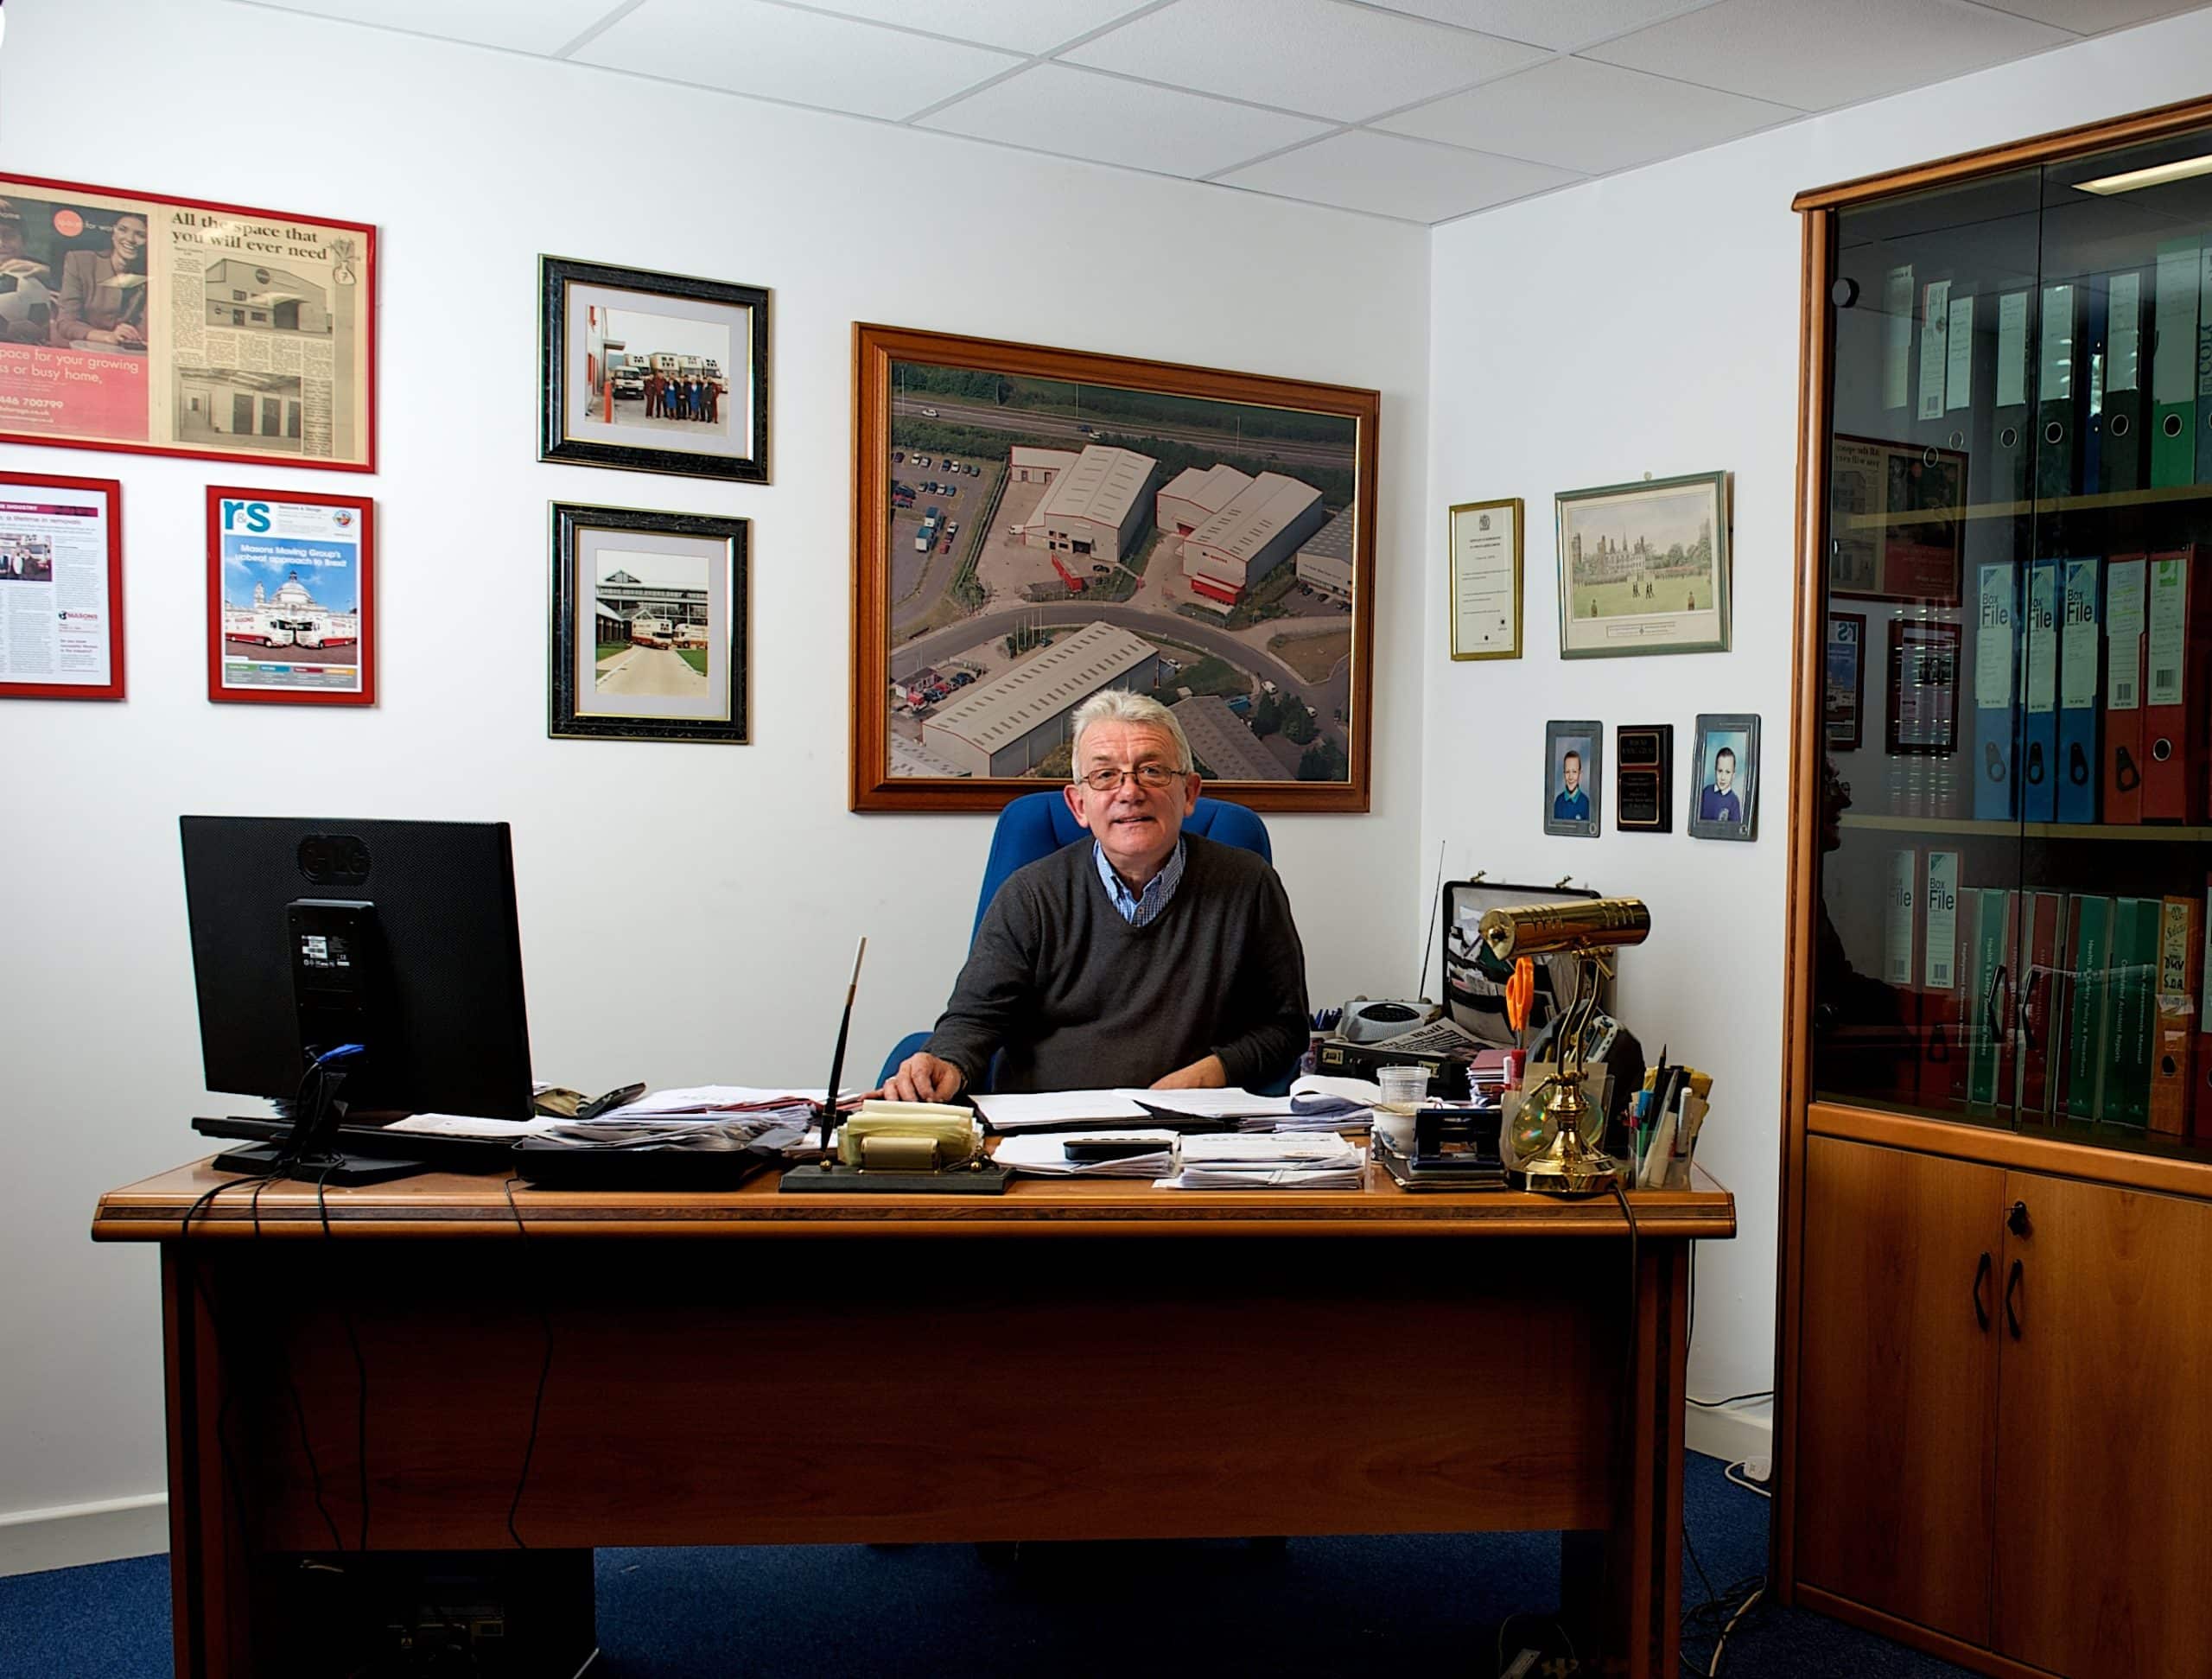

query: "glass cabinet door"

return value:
[1814, 122, 2212, 1163]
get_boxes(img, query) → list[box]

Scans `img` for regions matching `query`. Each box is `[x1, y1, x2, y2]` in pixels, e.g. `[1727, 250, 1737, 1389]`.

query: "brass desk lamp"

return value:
[1478, 898, 1651, 1196]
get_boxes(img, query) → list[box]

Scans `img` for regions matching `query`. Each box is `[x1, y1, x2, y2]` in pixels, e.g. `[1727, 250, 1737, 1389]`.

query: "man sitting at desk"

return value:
[885, 691, 1309, 1099]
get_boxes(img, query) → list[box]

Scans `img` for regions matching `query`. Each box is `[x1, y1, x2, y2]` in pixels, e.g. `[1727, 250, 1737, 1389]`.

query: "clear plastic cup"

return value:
[1375, 1064, 1429, 1113]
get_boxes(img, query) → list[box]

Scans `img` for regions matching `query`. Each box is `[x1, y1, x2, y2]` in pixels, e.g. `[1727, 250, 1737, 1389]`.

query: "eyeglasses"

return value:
[1078, 763, 1186, 792]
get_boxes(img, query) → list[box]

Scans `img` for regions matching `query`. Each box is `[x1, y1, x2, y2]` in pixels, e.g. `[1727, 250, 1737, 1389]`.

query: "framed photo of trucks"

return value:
[205, 486, 374, 706]
[849, 322, 1380, 814]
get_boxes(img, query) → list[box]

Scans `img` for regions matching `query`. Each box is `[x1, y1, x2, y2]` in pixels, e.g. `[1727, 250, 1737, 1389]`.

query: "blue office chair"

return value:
[876, 789, 1278, 1089]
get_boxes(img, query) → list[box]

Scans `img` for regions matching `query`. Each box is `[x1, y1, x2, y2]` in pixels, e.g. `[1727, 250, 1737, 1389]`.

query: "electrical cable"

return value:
[315, 1161, 373, 1552]
[1722, 1460, 1770, 1499]
[1494, 1609, 1575, 1676]
[501, 1174, 554, 1550]
[1687, 1390, 1774, 1410]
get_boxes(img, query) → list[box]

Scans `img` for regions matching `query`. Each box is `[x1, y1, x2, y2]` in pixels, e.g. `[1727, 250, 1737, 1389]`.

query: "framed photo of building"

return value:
[1688, 713, 1760, 841]
[205, 487, 373, 706]
[0, 175, 375, 470]
[0, 472, 123, 700]
[849, 322, 1379, 813]
[1555, 470, 1730, 658]
[550, 502, 747, 744]
[539, 257, 769, 482]
[1543, 718, 1601, 837]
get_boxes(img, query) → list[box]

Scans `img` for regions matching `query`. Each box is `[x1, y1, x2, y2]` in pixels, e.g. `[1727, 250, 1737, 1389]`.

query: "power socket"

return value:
[1501, 1650, 1541, 1679]
[1742, 1455, 1771, 1483]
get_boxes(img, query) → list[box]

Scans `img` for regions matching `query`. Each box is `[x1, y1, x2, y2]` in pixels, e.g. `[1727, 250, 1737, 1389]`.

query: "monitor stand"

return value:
[211, 1144, 430, 1186]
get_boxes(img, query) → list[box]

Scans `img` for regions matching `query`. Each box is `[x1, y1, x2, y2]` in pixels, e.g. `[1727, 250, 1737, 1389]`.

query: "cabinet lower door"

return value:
[1994, 1173, 2212, 1677]
[1796, 1136, 2002, 1644]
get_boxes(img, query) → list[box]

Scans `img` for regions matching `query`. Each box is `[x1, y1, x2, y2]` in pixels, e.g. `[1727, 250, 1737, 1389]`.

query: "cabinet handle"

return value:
[2005, 1258, 2024, 1339]
[1985, 964, 2012, 1044]
[1974, 1251, 1993, 1331]
[2018, 968, 2044, 1046]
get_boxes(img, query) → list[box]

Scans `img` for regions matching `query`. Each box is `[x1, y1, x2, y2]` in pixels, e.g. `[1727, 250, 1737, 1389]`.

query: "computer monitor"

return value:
[181, 817, 535, 1175]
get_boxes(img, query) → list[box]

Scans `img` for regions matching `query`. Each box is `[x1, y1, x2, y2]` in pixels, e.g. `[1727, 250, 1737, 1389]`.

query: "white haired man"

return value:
[885, 690, 1308, 1098]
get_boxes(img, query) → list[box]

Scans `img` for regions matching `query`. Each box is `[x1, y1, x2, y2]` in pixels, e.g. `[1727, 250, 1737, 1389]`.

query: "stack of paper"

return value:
[991, 1129, 1179, 1179]
[1132, 1089, 1298, 1123]
[605, 1085, 859, 1118]
[1156, 1133, 1366, 1190]
[970, 1090, 1154, 1131]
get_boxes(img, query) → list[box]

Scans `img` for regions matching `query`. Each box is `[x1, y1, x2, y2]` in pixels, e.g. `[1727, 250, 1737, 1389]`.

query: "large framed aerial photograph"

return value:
[549, 501, 748, 744]
[849, 323, 1378, 813]
[1556, 470, 1730, 658]
[539, 257, 769, 482]
[0, 175, 375, 470]
[205, 486, 373, 706]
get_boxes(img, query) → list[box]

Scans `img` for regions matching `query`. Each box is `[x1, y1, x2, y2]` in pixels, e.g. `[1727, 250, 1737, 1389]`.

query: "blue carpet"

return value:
[0, 1455, 1978, 1677]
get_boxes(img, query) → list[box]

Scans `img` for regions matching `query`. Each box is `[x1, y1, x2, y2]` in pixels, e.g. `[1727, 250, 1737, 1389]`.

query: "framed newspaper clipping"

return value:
[206, 487, 375, 707]
[0, 175, 375, 471]
[0, 473, 124, 701]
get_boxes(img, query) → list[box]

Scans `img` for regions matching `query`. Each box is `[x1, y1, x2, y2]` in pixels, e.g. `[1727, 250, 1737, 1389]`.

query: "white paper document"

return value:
[970, 1090, 1152, 1130]
[1124, 1087, 1298, 1119]
[992, 1130, 1178, 1178]
[1155, 1133, 1367, 1191]
[607, 1085, 856, 1116]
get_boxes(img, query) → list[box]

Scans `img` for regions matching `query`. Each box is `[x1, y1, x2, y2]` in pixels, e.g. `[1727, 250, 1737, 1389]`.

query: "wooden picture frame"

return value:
[549, 501, 748, 744]
[0, 174, 375, 471]
[0, 471, 123, 699]
[206, 486, 374, 706]
[1448, 496, 1522, 660]
[1556, 470, 1731, 658]
[849, 322, 1378, 813]
[538, 257, 769, 483]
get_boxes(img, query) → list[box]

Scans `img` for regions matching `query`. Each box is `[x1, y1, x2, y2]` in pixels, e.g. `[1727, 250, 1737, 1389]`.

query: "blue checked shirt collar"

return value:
[1095, 836, 1185, 927]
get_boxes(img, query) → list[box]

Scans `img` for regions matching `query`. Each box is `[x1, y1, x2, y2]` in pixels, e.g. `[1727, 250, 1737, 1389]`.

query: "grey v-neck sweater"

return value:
[923, 833, 1310, 1094]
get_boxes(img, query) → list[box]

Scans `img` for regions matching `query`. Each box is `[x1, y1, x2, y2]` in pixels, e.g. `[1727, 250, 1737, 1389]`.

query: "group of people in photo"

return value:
[644, 370, 720, 424]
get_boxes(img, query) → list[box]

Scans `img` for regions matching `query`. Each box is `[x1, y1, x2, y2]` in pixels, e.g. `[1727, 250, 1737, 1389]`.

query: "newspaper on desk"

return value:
[388, 1085, 845, 1154]
[1154, 1132, 1366, 1190]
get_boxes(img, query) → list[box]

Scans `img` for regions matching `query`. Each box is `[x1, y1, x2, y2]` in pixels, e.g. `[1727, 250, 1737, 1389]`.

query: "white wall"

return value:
[0, 0, 1431, 1555]
[1424, 7, 2212, 1421]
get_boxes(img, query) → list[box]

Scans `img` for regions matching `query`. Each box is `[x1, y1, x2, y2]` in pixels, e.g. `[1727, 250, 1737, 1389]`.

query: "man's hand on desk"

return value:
[1150, 1054, 1227, 1091]
[885, 1051, 966, 1104]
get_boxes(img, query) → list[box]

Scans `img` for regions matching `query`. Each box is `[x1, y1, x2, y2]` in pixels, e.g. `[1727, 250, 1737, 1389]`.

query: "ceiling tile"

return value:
[1357, 0, 1720, 52]
[1378, 55, 1798, 174]
[575, 0, 1022, 120]
[919, 63, 1331, 177]
[1584, 0, 2071, 110]
[1216, 128, 1581, 221]
[794, 0, 1163, 55]
[1969, 0, 2209, 31]
[251, 0, 625, 54]
[1062, 0, 1549, 123]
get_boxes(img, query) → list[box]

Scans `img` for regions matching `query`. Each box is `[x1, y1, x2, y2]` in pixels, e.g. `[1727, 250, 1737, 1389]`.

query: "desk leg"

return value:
[163, 1246, 254, 1679]
[1561, 1237, 1690, 1679]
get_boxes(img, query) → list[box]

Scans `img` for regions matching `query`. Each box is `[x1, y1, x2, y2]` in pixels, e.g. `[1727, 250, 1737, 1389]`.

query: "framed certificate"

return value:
[1825, 611, 1866, 749]
[1448, 497, 1521, 659]
[0, 472, 124, 700]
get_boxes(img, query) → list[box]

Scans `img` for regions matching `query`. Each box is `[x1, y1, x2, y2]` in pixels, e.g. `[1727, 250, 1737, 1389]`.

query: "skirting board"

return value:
[4, 1415, 1772, 1580]
[0, 1494, 167, 1577]
[1685, 1402, 1773, 1477]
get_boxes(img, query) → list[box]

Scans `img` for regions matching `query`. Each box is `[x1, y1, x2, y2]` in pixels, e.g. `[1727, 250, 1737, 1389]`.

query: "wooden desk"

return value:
[94, 1160, 1733, 1678]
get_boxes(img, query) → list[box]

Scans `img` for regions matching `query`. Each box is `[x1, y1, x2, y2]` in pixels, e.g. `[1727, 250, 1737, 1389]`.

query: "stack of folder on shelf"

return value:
[1154, 1133, 1365, 1191]
[1876, 846, 2211, 1138]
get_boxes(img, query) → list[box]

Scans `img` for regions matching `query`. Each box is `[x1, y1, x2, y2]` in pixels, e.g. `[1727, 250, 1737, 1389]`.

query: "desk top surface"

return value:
[92, 1156, 1735, 1242]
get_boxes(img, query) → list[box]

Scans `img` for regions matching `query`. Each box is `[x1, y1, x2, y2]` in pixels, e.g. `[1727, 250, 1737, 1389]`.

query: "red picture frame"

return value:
[0, 173, 377, 472]
[205, 486, 375, 706]
[0, 472, 124, 700]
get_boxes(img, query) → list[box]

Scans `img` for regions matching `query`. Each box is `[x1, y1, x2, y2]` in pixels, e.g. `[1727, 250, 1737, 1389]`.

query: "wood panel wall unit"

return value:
[1778, 91, 2212, 1679]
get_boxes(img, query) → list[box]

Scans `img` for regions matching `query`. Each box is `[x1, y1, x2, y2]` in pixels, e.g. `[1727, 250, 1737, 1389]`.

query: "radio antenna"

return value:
[1415, 839, 1446, 1000]
[817, 936, 867, 1155]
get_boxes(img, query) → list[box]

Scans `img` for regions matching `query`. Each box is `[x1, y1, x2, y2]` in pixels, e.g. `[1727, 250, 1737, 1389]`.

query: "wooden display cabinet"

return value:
[1779, 95, 2212, 1679]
